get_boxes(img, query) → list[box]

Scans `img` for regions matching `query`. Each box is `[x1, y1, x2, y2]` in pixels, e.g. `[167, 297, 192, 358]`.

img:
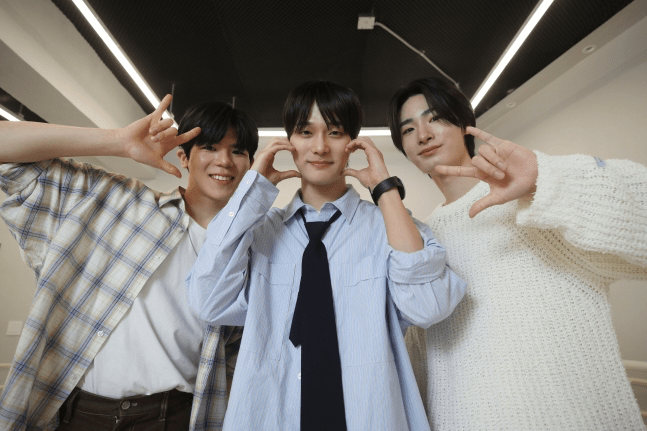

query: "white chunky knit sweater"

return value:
[406, 152, 647, 430]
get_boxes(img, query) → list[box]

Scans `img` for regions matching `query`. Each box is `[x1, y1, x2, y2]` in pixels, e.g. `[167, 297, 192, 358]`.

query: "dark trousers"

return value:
[56, 388, 193, 431]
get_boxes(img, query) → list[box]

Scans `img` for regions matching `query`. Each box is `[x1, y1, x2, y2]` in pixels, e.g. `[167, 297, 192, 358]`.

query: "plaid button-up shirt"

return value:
[0, 159, 240, 431]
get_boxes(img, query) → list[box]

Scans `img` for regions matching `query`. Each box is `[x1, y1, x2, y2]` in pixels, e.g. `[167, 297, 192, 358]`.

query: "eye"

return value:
[232, 149, 247, 156]
[402, 127, 414, 135]
[430, 116, 439, 123]
[203, 144, 216, 151]
[329, 130, 343, 137]
[299, 129, 312, 136]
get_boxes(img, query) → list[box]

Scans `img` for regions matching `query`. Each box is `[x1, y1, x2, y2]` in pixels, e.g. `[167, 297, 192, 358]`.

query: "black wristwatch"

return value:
[370, 176, 405, 205]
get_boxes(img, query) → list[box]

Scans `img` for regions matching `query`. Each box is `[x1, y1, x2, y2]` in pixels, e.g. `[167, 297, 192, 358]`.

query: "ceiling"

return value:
[25, 0, 633, 128]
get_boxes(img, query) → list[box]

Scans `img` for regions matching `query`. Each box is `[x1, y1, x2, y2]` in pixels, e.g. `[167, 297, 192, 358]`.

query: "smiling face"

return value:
[399, 94, 470, 176]
[179, 128, 251, 210]
[290, 103, 351, 189]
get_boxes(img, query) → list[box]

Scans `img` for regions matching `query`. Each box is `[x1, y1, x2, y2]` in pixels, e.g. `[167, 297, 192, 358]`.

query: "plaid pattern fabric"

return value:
[0, 159, 239, 431]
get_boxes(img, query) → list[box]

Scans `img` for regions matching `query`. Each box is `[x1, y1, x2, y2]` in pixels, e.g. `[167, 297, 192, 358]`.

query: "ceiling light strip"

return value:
[258, 129, 392, 138]
[0, 106, 21, 121]
[70, 0, 174, 123]
[359, 129, 391, 137]
[470, 0, 555, 110]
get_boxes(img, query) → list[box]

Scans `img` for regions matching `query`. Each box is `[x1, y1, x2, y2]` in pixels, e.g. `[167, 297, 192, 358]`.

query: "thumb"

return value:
[276, 170, 301, 183]
[159, 160, 182, 179]
[342, 168, 359, 179]
[468, 193, 504, 218]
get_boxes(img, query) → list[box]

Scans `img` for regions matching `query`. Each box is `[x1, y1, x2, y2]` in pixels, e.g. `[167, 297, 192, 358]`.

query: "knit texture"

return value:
[406, 152, 647, 430]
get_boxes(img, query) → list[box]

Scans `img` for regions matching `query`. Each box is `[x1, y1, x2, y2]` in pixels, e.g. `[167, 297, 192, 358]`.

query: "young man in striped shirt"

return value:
[187, 81, 466, 430]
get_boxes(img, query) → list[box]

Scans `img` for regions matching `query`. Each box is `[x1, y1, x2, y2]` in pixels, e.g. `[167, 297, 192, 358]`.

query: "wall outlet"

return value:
[6, 321, 22, 336]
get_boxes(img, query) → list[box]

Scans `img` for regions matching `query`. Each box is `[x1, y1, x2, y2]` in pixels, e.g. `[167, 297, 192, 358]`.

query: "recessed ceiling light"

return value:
[582, 44, 597, 54]
[506, 102, 517, 109]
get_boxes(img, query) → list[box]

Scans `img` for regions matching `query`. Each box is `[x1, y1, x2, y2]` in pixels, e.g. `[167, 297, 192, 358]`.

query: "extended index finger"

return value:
[466, 126, 505, 147]
[435, 164, 480, 178]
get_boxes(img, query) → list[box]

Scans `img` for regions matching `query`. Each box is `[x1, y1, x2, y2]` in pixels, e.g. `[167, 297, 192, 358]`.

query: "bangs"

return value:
[284, 81, 362, 139]
[178, 101, 258, 162]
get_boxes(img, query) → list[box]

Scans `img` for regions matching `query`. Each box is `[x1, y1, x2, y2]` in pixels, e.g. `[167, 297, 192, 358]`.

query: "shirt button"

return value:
[97, 331, 105, 337]
[121, 400, 131, 410]
[246, 180, 251, 184]
[229, 212, 235, 217]
[126, 292, 133, 299]
[298, 373, 301, 380]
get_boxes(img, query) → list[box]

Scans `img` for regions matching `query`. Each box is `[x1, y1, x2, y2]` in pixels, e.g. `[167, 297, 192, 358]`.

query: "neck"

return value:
[182, 187, 224, 229]
[431, 157, 480, 206]
[300, 178, 347, 211]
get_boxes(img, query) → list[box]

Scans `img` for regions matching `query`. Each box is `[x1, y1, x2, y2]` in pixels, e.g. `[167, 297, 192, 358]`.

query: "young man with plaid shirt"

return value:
[0, 95, 257, 430]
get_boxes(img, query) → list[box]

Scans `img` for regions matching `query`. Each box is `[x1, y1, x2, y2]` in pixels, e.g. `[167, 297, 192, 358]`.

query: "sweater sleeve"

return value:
[516, 151, 647, 277]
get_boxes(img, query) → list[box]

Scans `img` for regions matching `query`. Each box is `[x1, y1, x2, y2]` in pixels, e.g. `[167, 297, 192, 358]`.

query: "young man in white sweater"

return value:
[388, 77, 647, 430]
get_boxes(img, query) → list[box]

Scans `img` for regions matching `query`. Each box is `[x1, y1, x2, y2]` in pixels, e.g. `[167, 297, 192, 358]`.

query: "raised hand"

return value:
[251, 137, 301, 185]
[118, 94, 200, 178]
[435, 126, 538, 217]
[343, 137, 391, 190]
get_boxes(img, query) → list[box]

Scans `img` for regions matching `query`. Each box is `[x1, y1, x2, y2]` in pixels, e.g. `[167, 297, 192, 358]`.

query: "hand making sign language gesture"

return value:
[342, 136, 391, 190]
[435, 126, 539, 218]
[121, 94, 201, 178]
[250, 137, 301, 185]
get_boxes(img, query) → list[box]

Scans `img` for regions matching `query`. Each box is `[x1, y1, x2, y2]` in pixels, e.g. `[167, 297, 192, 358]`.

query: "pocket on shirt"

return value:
[241, 253, 295, 361]
[336, 254, 394, 367]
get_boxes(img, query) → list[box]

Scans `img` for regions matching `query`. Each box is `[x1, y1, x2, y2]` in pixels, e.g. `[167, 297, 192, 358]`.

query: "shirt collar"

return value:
[282, 185, 361, 225]
[159, 187, 184, 207]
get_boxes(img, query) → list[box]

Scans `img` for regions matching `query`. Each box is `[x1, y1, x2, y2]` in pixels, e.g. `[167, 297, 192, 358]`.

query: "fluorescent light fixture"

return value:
[0, 106, 21, 121]
[258, 130, 288, 137]
[71, 0, 175, 124]
[471, 0, 554, 109]
[258, 129, 392, 138]
[359, 129, 391, 137]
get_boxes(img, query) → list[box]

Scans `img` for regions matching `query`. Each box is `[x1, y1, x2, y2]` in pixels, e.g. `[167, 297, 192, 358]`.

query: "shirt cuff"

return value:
[206, 170, 279, 243]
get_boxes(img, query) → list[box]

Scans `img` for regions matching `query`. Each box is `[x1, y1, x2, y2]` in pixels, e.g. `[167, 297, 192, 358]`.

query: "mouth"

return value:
[419, 145, 441, 156]
[209, 174, 235, 181]
[308, 161, 334, 168]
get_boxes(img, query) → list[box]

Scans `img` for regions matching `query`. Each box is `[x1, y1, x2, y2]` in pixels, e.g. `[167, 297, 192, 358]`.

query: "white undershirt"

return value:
[79, 218, 207, 398]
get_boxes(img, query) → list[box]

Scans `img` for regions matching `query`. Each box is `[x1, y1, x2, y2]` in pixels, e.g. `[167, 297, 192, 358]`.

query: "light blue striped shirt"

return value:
[187, 170, 466, 431]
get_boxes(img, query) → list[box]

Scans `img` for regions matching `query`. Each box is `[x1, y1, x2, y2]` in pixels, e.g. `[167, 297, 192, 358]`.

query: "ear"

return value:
[177, 148, 189, 169]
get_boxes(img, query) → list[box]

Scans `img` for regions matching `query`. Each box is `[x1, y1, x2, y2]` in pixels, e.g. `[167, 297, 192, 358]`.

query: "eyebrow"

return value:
[399, 108, 433, 129]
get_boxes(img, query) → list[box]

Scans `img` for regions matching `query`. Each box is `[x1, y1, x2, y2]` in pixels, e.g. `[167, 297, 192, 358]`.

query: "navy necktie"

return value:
[289, 208, 347, 431]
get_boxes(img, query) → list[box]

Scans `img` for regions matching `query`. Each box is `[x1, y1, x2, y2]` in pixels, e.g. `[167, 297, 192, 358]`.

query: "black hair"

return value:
[178, 102, 258, 163]
[283, 81, 362, 139]
[388, 77, 475, 158]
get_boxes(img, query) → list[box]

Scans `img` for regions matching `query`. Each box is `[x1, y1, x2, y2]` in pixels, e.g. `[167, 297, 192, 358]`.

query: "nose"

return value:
[312, 133, 329, 155]
[214, 150, 234, 168]
[418, 123, 434, 145]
